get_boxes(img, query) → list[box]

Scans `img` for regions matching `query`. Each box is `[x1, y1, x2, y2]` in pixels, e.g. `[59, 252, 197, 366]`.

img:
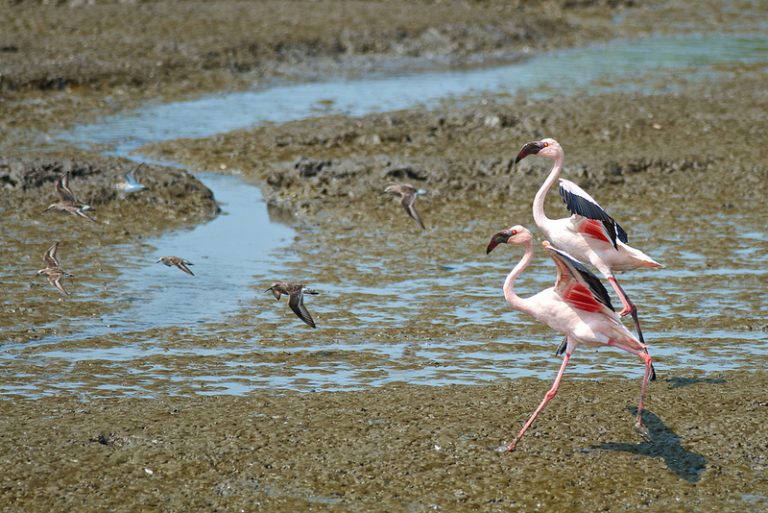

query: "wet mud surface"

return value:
[2, 372, 767, 512]
[2, 0, 768, 512]
[0, 155, 219, 344]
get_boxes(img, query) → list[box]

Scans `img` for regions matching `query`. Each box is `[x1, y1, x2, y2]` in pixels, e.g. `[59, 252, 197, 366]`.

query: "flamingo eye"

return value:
[541, 142, 549, 147]
[510, 229, 517, 235]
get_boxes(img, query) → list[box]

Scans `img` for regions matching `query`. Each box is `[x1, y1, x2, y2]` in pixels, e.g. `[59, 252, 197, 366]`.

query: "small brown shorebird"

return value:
[265, 282, 319, 328]
[384, 183, 427, 230]
[157, 256, 194, 275]
[36, 241, 73, 295]
[115, 163, 147, 194]
[44, 171, 97, 222]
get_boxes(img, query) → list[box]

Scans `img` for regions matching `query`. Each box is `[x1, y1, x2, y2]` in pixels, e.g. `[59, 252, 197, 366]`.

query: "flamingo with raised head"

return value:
[486, 225, 655, 452]
[515, 138, 662, 344]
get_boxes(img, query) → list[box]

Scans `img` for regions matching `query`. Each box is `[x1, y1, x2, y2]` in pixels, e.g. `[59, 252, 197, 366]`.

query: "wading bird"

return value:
[384, 183, 427, 230]
[36, 241, 73, 295]
[157, 256, 195, 275]
[265, 282, 319, 328]
[44, 171, 97, 222]
[115, 163, 147, 194]
[486, 225, 655, 452]
[515, 138, 662, 343]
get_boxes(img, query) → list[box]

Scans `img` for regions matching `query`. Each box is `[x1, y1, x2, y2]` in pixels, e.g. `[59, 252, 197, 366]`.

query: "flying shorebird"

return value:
[44, 171, 97, 222]
[115, 163, 147, 194]
[384, 183, 427, 230]
[487, 225, 655, 452]
[514, 138, 662, 345]
[157, 256, 195, 275]
[36, 241, 73, 295]
[265, 282, 319, 328]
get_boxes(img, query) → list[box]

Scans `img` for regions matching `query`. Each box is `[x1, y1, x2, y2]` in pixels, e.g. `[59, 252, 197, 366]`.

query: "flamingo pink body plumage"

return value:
[487, 225, 654, 452]
[515, 138, 662, 342]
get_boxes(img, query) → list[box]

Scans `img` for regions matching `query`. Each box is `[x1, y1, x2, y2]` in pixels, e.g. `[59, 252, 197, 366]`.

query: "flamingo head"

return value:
[514, 138, 562, 163]
[486, 225, 532, 254]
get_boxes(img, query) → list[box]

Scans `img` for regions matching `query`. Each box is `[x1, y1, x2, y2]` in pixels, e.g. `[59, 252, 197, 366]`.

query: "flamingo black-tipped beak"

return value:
[486, 230, 512, 254]
[514, 141, 545, 163]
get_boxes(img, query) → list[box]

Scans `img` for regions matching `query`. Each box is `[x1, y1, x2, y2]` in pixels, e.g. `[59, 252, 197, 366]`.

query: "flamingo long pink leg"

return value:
[608, 275, 657, 381]
[607, 341, 654, 435]
[607, 276, 644, 338]
[506, 352, 571, 452]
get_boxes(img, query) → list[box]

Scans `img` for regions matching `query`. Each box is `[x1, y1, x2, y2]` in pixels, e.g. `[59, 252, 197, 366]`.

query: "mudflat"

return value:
[1, 1, 767, 512]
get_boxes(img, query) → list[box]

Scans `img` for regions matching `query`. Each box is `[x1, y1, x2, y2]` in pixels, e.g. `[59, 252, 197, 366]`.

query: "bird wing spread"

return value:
[176, 261, 195, 275]
[43, 242, 61, 267]
[74, 208, 97, 222]
[558, 179, 627, 249]
[288, 291, 316, 328]
[125, 164, 146, 189]
[544, 243, 615, 313]
[49, 273, 70, 295]
[401, 194, 425, 229]
[56, 173, 77, 203]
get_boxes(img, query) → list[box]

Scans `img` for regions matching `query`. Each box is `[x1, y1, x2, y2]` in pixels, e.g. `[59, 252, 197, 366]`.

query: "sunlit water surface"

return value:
[2, 32, 767, 397]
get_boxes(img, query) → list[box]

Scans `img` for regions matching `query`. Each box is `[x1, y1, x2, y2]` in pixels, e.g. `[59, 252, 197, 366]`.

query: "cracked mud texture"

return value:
[2, 1, 768, 512]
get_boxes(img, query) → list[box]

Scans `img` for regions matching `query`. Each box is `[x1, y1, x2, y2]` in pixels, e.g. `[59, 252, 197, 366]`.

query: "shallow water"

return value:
[2, 32, 767, 398]
[58, 33, 767, 152]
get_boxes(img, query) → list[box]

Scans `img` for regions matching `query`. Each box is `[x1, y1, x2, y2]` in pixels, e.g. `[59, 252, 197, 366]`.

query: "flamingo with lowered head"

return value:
[487, 225, 655, 452]
[515, 138, 662, 345]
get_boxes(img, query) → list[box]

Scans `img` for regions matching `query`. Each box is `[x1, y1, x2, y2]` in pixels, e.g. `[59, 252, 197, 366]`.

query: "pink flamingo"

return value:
[515, 138, 662, 345]
[487, 225, 655, 452]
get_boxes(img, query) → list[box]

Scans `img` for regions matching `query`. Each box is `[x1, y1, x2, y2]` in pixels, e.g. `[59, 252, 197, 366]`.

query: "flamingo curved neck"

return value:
[532, 152, 564, 232]
[503, 239, 535, 314]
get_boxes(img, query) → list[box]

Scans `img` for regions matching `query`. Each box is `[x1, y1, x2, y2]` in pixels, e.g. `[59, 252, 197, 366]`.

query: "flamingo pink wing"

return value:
[577, 218, 611, 244]
[543, 242, 615, 313]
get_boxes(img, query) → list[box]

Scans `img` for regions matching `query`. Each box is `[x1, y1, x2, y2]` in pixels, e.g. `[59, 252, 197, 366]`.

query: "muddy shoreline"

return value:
[2, 1, 768, 512]
[2, 371, 767, 512]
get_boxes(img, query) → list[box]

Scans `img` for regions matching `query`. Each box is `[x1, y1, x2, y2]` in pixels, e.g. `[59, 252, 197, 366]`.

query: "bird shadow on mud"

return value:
[593, 408, 706, 483]
[666, 376, 726, 389]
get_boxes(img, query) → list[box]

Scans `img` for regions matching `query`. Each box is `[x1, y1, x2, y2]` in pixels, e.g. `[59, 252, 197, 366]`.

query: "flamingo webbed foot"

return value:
[497, 442, 517, 453]
[634, 420, 650, 440]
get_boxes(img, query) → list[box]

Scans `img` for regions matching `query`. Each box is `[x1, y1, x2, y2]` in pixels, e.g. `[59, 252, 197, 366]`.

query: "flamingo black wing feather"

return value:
[558, 179, 628, 248]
